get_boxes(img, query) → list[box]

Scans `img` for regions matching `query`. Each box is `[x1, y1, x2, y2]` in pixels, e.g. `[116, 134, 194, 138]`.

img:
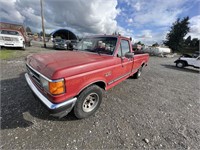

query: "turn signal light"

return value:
[49, 80, 65, 95]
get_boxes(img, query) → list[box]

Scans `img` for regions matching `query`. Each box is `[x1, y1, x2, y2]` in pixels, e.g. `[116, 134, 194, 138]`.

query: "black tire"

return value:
[73, 85, 103, 119]
[21, 42, 26, 50]
[134, 66, 143, 79]
[176, 61, 185, 68]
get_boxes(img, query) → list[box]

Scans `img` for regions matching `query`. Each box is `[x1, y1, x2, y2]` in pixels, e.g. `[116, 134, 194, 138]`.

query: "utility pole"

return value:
[40, 0, 46, 48]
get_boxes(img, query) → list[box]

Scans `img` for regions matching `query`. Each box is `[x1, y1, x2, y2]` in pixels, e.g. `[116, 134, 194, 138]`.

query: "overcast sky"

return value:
[0, 0, 199, 44]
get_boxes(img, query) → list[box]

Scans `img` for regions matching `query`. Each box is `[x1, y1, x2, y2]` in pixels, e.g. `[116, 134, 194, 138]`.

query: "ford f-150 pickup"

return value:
[25, 35, 149, 119]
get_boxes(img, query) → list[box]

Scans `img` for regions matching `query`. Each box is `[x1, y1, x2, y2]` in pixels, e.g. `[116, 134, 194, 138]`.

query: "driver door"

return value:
[118, 39, 133, 74]
[194, 57, 200, 67]
[109, 39, 133, 85]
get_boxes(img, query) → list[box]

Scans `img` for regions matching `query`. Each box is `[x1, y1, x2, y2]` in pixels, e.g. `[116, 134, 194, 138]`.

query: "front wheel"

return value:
[21, 42, 26, 50]
[73, 85, 103, 119]
[176, 61, 185, 68]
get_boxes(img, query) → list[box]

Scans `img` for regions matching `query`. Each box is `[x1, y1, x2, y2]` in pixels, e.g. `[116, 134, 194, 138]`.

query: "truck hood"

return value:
[27, 51, 115, 79]
[0, 34, 24, 39]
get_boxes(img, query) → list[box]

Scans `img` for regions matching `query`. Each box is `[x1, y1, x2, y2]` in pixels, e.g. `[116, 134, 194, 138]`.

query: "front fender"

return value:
[174, 60, 188, 66]
[77, 77, 107, 95]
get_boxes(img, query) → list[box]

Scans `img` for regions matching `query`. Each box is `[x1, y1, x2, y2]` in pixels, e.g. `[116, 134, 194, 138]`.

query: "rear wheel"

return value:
[73, 85, 103, 119]
[176, 61, 185, 68]
[134, 66, 143, 79]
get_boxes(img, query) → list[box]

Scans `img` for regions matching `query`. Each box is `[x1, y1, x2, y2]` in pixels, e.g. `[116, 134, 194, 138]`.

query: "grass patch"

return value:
[0, 49, 25, 60]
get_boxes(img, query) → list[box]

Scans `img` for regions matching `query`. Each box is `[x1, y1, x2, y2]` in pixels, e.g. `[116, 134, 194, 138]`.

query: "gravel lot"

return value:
[1, 45, 200, 149]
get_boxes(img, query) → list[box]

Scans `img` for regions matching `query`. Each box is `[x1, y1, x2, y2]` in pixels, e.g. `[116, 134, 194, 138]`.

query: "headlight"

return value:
[40, 76, 65, 95]
[40, 76, 49, 90]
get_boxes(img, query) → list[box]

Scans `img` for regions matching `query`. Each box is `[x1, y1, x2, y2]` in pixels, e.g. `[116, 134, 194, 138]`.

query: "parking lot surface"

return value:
[1, 46, 200, 149]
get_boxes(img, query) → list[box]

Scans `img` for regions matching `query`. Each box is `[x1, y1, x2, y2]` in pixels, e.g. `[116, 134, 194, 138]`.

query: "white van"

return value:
[0, 29, 25, 50]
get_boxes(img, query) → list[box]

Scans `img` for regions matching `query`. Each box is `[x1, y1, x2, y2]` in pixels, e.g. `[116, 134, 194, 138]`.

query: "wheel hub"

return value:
[138, 70, 141, 76]
[82, 93, 99, 112]
[177, 62, 183, 67]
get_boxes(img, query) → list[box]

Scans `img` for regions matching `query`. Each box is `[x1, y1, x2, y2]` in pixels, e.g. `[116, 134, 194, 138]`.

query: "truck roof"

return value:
[85, 34, 131, 40]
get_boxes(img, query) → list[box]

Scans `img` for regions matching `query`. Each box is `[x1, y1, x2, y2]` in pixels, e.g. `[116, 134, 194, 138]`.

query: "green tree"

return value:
[137, 41, 144, 46]
[184, 35, 191, 46]
[39, 31, 43, 36]
[191, 38, 199, 47]
[152, 42, 159, 47]
[164, 17, 190, 52]
[26, 26, 32, 33]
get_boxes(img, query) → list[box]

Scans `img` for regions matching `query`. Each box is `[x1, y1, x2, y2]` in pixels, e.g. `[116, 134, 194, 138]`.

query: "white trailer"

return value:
[143, 47, 171, 56]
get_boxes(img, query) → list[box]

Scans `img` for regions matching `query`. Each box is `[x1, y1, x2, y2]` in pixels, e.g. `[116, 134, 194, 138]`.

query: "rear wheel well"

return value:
[141, 63, 145, 67]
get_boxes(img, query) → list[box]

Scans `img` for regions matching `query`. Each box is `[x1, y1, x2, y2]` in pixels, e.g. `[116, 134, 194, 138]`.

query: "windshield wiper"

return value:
[84, 48, 91, 51]
[83, 49, 101, 55]
[96, 50, 101, 55]
[84, 49, 97, 53]
[73, 48, 79, 51]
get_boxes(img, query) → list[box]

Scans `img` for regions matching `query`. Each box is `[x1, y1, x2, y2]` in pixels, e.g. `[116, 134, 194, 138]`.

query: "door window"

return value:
[117, 40, 130, 57]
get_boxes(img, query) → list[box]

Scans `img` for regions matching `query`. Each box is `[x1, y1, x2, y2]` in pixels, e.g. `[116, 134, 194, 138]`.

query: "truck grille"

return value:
[26, 65, 41, 86]
[1, 36, 19, 41]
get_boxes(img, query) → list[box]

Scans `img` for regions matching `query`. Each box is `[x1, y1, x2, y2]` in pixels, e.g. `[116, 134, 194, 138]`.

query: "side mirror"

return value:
[125, 52, 134, 58]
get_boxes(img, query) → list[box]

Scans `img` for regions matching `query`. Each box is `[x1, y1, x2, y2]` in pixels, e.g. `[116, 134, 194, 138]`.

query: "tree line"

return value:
[136, 17, 199, 53]
[164, 16, 199, 53]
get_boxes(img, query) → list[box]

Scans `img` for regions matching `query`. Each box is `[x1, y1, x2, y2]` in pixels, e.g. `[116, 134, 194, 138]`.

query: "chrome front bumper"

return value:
[25, 73, 77, 118]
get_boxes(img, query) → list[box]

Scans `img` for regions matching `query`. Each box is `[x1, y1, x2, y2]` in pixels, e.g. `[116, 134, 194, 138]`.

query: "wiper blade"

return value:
[84, 49, 98, 53]
[96, 50, 101, 55]
[83, 48, 94, 52]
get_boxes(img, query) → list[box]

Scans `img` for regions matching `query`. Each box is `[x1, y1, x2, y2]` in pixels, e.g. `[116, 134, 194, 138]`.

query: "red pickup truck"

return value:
[25, 35, 149, 119]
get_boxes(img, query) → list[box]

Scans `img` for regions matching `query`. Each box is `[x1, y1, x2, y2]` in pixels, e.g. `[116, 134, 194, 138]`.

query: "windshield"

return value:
[1, 30, 20, 35]
[76, 37, 117, 55]
[54, 39, 63, 42]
